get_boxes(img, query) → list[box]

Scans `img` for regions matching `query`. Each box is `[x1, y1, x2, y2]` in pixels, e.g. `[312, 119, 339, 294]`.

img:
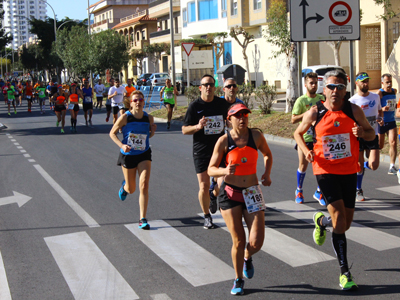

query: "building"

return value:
[3, 0, 47, 50]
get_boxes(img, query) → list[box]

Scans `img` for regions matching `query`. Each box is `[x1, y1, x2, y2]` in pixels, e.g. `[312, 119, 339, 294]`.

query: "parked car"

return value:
[137, 73, 153, 86]
[301, 65, 351, 95]
[148, 73, 170, 89]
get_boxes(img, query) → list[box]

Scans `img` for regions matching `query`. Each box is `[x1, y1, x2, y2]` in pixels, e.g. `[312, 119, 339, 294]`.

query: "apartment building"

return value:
[3, 0, 47, 50]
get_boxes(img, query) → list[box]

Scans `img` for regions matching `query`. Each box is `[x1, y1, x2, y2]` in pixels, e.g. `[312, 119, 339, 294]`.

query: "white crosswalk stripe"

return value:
[356, 199, 400, 222]
[0, 249, 12, 300]
[125, 220, 233, 287]
[267, 200, 400, 251]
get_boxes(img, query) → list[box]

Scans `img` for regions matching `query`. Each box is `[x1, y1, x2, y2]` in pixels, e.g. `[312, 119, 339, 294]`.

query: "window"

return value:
[182, 8, 187, 27]
[137, 32, 140, 40]
[30, 5, 34, 9]
[393, 22, 400, 47]
[198, 0, 218, 21]
[141, 30, 145, 40]
[253, 0, 261, 10]
[188, 2, 196, 23]
[231, 0, 237, 16]
[223, 41, 232, 65]
[221, 0, 227, 17]
[175, 17, 178, 33]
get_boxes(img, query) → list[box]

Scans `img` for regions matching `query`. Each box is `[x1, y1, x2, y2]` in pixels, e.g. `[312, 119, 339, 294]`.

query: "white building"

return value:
[3, 0, 47, 50]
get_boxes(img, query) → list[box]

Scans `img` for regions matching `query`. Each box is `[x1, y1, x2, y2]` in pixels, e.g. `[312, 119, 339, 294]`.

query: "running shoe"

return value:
[138, 218, 150, 230]
[106, 117, 109, 122]
[339, 272, 358, 291]
[8, 112, 10, 116]
[167, 122, 170, 130]
[204, 214, 215, 229]
[119, 180, 128, 201]
[313, 190, 326, 206]
[209, 178, 218, 214]
[355, 189, 365, 202]
[70, 126, 73, 132]
[313, 211, 326, 246]
[86, 120, 88, 127]
[231, 278, 244, 295]
[56, 120, 59, 127]
[89, 120, 92, 126]
[397, 170, 400, 185]
[388, 166, 398, 175]
[243, 257, 254, 279]
[60, 129, 64, 134]
[295, 188, 304, 204]
[28, 109, 31, 113]
[14, 110, 17, 114]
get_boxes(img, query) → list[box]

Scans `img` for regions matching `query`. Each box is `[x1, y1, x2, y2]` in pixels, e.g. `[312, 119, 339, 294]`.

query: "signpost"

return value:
[182, 43, 195, 90]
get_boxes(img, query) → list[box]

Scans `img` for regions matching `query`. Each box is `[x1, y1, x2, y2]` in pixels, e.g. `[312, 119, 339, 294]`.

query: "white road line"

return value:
[267, 200, 400, 251]
[200, 213, 334, 268]
[33, 164, 99, 228]
[20, 150, 26, 153]
[6, 133, 10, 136]
[28, 159, 36, 162]
[151, 294, 172, 300]
[0, 249, 12, 300]
[356, 199, 400, 222]
[13, 143, 19, 145]
[125, 220, 233, 287]
[23, 154, 30, 158]
[10, 139, 15, 141]
[377, 185, 400, 196]
[45, 232, 138, 300]
[16, 146, 23, 149]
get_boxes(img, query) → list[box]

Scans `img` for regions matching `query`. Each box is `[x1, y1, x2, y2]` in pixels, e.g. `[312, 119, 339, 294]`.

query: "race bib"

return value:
[242, 185, 266, 214]
[118, 102, 124, 109]
[127, 133, 146, 151]
[204, 115, 224, 135]
[386, 99, 396, 111]
[322, 133, 352, 160]
[26, 96, 31, 99]
[84, 96, 92, 103]
[165, 92, 173, 99]
[68, 104, 75, 110]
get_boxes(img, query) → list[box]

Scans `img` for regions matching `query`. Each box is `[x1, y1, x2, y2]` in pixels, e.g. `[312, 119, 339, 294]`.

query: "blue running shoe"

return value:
[231, 278, 244, 295]
[138, 218, 150, 230]
[243, 257, 254, 279]
[313, 190, 326, 206]
[295, 189, 304, 204]
[119, 180, 128, 201]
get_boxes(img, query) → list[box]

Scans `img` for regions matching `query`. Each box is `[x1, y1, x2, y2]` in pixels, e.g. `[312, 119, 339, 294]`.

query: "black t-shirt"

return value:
[183, 96, 230, 158]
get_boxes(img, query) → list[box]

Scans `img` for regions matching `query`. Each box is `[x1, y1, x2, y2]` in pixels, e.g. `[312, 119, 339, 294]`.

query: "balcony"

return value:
[120, 10, 147, 23]
[91, 18, 120, 30]
[149, 28, 182, 43]
[149, 28, 170, 38]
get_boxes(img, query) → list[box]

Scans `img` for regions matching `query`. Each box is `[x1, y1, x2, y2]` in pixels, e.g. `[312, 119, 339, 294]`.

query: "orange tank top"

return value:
[69, 93, 79, 103]
[225, 129, 258, 176]
[56, 95, 65, 106]
[312, 101, 360, 175]
[125, 86, 136, 97]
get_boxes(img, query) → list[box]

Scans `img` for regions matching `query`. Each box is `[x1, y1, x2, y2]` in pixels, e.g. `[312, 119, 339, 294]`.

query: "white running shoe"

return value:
[388, 166, 398, 175]
[356, 189, 365, 202]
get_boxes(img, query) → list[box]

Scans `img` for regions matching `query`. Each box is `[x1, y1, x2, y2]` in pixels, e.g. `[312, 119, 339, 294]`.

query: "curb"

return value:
[153, 116, 394, 165]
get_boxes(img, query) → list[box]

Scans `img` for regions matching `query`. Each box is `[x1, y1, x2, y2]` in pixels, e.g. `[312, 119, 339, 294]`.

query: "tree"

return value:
[326, 41, 342, 66]
[143, 43, 170, 72]
[373, 0, 395, 20]
[131, 49, 147, 75]
[264, 0, 298, 113]
[0, 1, 13, 50]
[229, 26, 254, 83]
[206, 32, 228, 70]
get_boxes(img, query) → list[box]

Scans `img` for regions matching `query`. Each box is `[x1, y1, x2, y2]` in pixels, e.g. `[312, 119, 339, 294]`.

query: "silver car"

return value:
[302, 65, 351, 95]
[149, 73, 170, 89]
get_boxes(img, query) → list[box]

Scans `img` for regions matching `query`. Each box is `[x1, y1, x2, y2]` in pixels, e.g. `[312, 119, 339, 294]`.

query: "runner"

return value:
[33, 81, 40, 103]
[160, 78, 178, 129]
[377, 73, 398, 175]
[46, 81, 57, 110]
[294, 70, 375, 291]
[291, 72, 326, 205]
[52, 85, 67, 133]
[5, 82, 17, 116]
[349, 72, 383, 201]
[67, 83, 82, 133]
[24, 80, 33, 113]
[109, 90, 157, 229]
[182, 74, 230, 229]
[104, 78, 115, 122]
[208, 103, 272, 295]
[16, 81, 23, 107]
[94, 79, 105, 110]
[108, 78, 126, 124]
[123, 78, 136, 114]
[36, 81, 47, 114]
[82, 79, 94, 126]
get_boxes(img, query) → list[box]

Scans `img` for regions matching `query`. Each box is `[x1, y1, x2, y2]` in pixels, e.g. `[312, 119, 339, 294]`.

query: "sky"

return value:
[46, 0, 94, 21]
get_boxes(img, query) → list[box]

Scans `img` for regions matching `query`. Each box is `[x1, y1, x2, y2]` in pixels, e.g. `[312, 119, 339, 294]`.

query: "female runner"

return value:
[52, 85, 67, 133]
[67, 83, 82, 133]
[109, 90, 157, 229]
[208, 103, 273, 295]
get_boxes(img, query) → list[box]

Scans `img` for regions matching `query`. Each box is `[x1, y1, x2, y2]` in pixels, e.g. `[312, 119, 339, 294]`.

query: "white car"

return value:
[149, 73, 170, 89]
[302, 65, 351, 95]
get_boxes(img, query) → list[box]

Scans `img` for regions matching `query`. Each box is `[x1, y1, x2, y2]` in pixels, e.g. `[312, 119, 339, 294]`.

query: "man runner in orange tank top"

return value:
[294, 70, 375, 291]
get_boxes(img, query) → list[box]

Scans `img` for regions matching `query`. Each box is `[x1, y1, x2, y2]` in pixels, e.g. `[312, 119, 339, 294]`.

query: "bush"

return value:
[184, 85, 201, 104]
[214, 86, 224, 97]
[254, 84, 277, 114]
[237, 83, 254, 109]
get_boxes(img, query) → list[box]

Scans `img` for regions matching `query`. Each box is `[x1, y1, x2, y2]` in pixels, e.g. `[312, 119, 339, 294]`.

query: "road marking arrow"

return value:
[0, 191, 31, 208]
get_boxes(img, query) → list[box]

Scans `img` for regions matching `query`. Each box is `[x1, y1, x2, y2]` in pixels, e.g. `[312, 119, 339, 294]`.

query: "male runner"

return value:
[94, 79, 105, 109]
[5, 82, 17, 116]
[377, 74, 398, 175]
[104, 78, 115, 122]
[82, 79, 94, 126]
[294, 70, 375, 290]
[24, 80, 33, 112]
[123, 78, 136, 113]
[36, 81, 47, 114]
[108, 78, 126, 124]
[291, 72, 326, 205]
[349, 72, 383, 201]
[182, 74, 230, 229]
[160, 78, 178, 129]
[46, 81, 57, 110]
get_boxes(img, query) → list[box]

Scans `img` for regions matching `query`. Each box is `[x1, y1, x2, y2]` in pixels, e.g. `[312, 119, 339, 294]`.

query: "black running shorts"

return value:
[117, 148, 152, 169]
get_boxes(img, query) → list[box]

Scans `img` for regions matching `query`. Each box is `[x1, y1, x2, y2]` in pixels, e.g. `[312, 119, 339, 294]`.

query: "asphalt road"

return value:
[0, 100, 400, 300]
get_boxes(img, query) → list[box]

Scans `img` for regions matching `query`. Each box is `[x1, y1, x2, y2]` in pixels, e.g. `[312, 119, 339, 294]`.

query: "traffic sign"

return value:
[290, 0, 360, 42]
[182, 43, 195, 56]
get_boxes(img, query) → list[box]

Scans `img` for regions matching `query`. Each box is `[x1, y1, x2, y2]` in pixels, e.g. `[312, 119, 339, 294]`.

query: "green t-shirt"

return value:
[292, 94, 325, 142]
[36, 87, 46, 98]
[163, 86, 175, 104]
[7, 87, 15, 100]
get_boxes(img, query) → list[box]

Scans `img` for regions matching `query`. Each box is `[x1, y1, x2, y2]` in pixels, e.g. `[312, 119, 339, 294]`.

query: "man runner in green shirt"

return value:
[36, 81, 47, 114]
[291, 72, 325, 205]
[6, 82, 17, 116]
[160, 78, 178, 130]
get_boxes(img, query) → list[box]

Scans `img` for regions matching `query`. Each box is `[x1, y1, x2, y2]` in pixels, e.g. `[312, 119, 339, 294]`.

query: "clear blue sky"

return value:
[46, 0, 95, 21]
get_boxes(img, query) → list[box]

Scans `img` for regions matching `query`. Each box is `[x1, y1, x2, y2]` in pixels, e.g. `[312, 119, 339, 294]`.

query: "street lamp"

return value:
[57, 20, 79, 32]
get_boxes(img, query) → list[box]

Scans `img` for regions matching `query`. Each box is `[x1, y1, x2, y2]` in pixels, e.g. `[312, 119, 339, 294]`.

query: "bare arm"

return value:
[109, 114, 129, 152]
[253, 130, 272, 186]
[291, 113, 305, 124]
[148, 115, 157, 138]
[160, 86, 165, 98]
[351, 104, 375, 141]
[208, 135, 237, 178]
[294, 106, 318, 162]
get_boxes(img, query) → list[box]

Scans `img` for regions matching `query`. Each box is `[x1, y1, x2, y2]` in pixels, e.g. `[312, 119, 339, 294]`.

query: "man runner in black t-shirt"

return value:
[182, 74, 230, 229]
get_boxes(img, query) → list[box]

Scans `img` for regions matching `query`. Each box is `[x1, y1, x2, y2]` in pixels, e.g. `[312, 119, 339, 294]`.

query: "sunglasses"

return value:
[131, 98, 145, 102]
[201, 83, 215, 88]
[325, 84, 346, 91]
[232, 112, 249, 118]
[225, 84, 237, 89]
